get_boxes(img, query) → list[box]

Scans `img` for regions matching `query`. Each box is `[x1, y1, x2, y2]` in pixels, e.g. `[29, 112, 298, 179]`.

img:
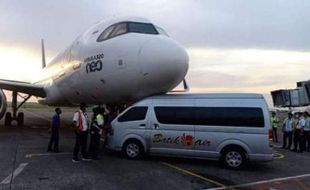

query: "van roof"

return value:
[149, 93, 264, 100]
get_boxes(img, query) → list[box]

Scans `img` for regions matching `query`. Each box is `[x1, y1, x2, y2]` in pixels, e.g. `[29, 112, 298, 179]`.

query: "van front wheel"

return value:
[221, 147, 246, 169]
[122, 140, 144, 159]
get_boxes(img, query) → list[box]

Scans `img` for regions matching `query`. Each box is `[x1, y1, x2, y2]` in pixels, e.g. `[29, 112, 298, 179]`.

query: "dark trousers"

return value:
[73, 131, 88, 160]
[87, 134, 101, 159]
[272, 128, 278, 142]
[48, 127, 59, 151]
[293, 129, 302, 151]
[282, 131, 292, 149]
[302, 131, 310, 151]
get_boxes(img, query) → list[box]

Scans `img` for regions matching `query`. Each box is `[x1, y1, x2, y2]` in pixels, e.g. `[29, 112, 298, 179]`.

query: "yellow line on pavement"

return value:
[273, 152, 285, 160]
[160, 161, 227, 188]
[25, 152, 71, 158]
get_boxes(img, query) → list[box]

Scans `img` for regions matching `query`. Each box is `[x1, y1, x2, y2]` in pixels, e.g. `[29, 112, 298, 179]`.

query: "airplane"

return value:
[0, 16, 189, 126]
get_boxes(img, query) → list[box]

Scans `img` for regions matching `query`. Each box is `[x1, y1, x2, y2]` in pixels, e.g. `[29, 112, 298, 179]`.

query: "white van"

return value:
[107, 94, 273, 169]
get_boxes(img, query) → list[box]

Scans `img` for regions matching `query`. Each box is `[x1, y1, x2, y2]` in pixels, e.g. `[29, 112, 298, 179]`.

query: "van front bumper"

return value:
[106, 136, 122, 151]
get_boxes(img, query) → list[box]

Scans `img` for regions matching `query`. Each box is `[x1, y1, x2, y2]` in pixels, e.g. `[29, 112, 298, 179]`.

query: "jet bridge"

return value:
[271, 80, 310, 107]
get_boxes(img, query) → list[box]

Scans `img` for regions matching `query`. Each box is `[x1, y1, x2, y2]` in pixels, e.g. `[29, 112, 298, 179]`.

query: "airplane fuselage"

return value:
[33, 17, 189, 106]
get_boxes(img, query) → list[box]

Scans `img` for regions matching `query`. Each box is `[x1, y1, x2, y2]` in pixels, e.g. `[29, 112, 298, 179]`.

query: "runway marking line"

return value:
[208, 173, 310, 190]
[160, 161, 227, 188]
[273, 151, 285, 160]
[0, 163, 28, 185]
[21, 109, 51, 122]
[25, 152, 71, 158]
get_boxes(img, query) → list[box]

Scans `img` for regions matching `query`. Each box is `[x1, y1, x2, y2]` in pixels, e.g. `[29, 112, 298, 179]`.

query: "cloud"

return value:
[187, 48, 310, 93]
[1, 0, 310, 52]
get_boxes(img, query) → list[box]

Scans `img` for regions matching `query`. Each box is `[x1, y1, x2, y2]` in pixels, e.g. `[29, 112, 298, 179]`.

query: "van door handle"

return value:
[139, 124, 146, 126]
[154, 123, 159, 129]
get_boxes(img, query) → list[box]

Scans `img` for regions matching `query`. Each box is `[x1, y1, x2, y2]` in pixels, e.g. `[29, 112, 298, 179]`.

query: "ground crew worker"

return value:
[72, 103, 91, 163]
[282, 112, 293, 149]
[271, 112, 279, 143]
[87, 107, 105, 160]
[47, 107, 62, 152]
[302, 111, 310, 152]
[292, 112, 305, 153]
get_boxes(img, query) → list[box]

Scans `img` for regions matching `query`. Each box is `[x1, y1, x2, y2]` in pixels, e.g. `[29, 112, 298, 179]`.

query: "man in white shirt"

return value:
[303, 111, 310, 152]
[292, 112, 305, 153]
[72, 103, 91, 162]
[282, 113, 293, 149]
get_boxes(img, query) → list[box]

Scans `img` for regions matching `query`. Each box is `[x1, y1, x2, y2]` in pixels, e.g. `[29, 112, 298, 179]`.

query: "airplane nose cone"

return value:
[139, 37, 189, 92]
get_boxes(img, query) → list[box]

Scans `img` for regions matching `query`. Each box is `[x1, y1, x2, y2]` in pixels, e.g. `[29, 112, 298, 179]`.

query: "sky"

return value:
[0, 0, 310, 105]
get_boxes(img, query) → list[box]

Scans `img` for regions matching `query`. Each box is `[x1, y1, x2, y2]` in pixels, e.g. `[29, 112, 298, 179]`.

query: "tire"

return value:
[17, 112, 24, 126]
[221, 147, 246, 169]
[122, 139, 144, 159]
[4, 112, 12, 126]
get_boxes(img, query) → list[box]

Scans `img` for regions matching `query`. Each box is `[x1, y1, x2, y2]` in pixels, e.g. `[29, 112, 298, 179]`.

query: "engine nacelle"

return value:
[0, 89, 7, 120]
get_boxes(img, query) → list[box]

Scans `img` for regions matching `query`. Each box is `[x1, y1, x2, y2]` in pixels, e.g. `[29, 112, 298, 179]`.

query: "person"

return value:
[282, 112, 293, 149]
[87, 107, 105, 160]
[72, 103, 91, 163]
[302, 111, 310, 152]
[47, 108, 62, 152]
[292, 112, 305, 153]
[271, 112, 279, 143]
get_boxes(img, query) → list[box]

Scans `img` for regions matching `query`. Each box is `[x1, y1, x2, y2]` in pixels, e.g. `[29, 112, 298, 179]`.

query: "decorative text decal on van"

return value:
[152, 133, 211, 147]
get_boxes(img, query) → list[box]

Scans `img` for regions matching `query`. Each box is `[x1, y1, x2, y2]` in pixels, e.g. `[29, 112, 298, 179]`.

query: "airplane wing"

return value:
[0, 79, 46, 97]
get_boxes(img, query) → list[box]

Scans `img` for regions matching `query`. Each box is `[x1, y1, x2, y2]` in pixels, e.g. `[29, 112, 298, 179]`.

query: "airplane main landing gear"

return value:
[4, 91, 31, 126]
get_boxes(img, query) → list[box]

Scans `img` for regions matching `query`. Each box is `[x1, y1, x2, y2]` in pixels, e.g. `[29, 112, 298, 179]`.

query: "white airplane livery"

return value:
[0, 17, 189, 126]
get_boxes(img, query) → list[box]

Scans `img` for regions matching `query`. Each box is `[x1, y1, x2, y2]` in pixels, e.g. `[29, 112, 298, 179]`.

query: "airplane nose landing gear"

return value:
[4, 91, 31, 126]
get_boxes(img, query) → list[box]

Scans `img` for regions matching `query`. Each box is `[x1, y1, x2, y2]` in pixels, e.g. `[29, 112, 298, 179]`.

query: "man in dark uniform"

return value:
[87, 107, 105, 160]
[47, 108, 62, 152]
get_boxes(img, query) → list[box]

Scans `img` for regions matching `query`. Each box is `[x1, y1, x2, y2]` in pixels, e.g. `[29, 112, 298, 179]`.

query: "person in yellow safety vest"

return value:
[87, 107, 105, 160]
[271, 112, 279, 143]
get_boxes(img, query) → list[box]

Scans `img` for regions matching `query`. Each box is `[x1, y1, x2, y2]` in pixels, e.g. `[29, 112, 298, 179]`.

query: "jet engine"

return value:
[0, 89, 7, 120]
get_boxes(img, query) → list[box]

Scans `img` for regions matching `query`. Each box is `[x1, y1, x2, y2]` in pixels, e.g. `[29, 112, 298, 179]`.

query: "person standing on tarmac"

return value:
[302, 111, 310, 152]
[271, 112, 279, 143]
[72, 103, 91, 163]
[292, 112, 305, 153]
[282, 112, 294, 149]
[47, 108, 62, 152]
[87, 107, 105, 160]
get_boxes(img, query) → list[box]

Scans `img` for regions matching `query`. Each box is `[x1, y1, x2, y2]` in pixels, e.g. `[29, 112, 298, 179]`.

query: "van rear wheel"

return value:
[221, 147, 246, 169]
[122, 140, 144, 159]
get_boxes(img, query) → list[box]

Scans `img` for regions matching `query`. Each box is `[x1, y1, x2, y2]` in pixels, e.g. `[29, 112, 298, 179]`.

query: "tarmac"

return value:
[0, 108, 310, 190]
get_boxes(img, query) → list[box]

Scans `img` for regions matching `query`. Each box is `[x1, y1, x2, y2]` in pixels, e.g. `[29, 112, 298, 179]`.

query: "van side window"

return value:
[154, 107, 264, 127]
[195, 107, 264, 127]
[118, 107, 148, 122]
[154, 107, 195, 125]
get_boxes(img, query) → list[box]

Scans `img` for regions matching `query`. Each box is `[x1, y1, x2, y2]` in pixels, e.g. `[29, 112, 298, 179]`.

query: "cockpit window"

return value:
[109, 23, 128, 38]
[155, 26, 169, 36]
[97, 22, 159, 42]
[128, 22, 158, 35]
[97, 25, 115, 42]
